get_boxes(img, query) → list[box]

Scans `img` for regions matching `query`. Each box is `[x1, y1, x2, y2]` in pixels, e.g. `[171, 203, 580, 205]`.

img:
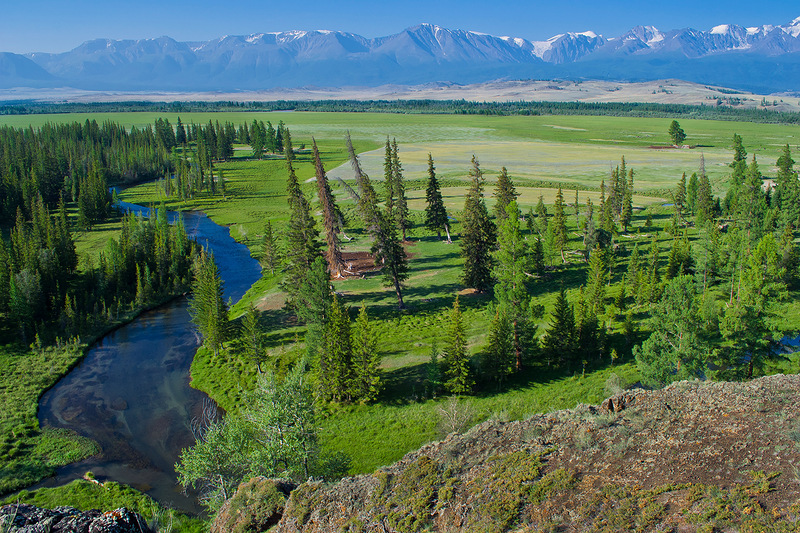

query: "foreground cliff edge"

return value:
[4, 375, 799, 532]
[210, 374, 800, 532]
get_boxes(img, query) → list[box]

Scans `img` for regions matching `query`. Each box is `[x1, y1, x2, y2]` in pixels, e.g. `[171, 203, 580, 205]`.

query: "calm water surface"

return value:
[37, 203, 261, 514]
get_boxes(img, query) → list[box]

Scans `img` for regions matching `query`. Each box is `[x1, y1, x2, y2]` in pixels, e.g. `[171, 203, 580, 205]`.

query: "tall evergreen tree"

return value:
[346, 132, 380, 238]
[240, 303, 264, 370]
[295, 256, 333, 357]
[552, 187, 568, 263]
[312, 139, 345, 278]
[687, 173, 699, 216]
[391, 139, 411, 240]
[492, 201, 529, 370]
[383, 139, 395, 221]
[373, 213, 409, 310]
[535, 195, 548, 235]
[621, 169, 634, 232]
[484, 306, 514, 386]
[424, 154, 451, 242]
[442, 296, 473, 395]
[492, 166, 518, 221]
[776, 144, 800, 229]
[541, 288, 577, 367]
[282, 131, 322, 306]
[261, 220, 282, 276]
[320, 294, 352, 402]
[189, 248, 229, 356]
[674, 173, 687, 226]
[634, 275, 707, 387]
[668, 120, 686, 146]
[351, 304, 381, 402]
[460, 156, 496, 292]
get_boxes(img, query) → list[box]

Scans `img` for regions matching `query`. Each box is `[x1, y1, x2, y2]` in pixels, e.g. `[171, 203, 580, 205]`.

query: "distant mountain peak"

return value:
[6, 16, 800, 94]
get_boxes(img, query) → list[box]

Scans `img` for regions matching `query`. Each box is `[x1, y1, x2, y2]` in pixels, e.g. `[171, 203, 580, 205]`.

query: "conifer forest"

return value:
[1, 107, 799, 527]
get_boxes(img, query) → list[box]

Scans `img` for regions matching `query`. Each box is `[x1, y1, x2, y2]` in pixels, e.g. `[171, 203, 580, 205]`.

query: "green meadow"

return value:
[2, 109, 799, 508]
[111, 110, 799, 476]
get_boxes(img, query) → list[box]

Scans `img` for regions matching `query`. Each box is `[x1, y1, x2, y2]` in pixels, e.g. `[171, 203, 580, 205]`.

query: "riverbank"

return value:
[0, 289, 191, 497]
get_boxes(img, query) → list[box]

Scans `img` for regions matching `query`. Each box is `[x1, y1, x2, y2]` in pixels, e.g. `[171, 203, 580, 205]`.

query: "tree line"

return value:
[5, 100, 800, 125]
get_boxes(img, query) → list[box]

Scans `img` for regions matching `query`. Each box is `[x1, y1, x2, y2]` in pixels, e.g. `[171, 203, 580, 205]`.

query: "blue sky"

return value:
[2, 0, 798, 54]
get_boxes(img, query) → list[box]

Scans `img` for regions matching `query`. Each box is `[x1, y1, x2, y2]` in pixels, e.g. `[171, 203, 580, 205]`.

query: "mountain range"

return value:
[3, 16, 800, 94]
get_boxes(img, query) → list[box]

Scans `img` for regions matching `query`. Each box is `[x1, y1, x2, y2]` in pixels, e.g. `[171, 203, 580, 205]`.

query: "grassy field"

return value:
[2, 109, 799, 513]
[3, 111, 798, 199]
[108, 110, 800, 478]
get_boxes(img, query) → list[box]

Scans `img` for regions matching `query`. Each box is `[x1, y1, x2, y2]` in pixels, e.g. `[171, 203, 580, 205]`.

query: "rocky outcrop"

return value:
[211, 478, 296, 533]
[0, 504, 152, 533]
[270, 374, 800, 532]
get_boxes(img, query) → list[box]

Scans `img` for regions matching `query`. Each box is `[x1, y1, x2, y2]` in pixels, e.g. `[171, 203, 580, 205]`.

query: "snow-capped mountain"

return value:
[3, 16, 800, 93]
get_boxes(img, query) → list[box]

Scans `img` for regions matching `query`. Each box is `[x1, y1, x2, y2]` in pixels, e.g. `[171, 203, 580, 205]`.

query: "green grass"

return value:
[2, 479, 205, 533]
[5, 111, 798, 199]
[0, 343, 98, 494]
[3, 110, 800, 516]
[321, 363, 641, 474]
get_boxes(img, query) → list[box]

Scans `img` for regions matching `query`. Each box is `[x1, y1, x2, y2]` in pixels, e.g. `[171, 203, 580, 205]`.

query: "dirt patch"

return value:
[255, 292, 286, 312]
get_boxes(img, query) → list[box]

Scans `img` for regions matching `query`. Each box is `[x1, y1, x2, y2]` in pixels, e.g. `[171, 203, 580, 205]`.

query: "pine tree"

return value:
[391, 139, 411, 240]
[261, 220, 282, 276]
[346, 132, 380, 238]
[535, 195, 548, 235]
[668, 120, 686, 146]
[442, 296, 473, 395]
[251, 120, 264, 159]
[240, 303, 264, 370]
[583, 246, 608, 316]
[687, 173, 699, 216]
[320, 294, 352, 402]
[645, 237, 662, 303]
[552, 187, 568, 263]
[296, 256, 333, 357]
[696, 155, 715, 226]
[351, 304, 381, 402]
[493, 166, 518, 221]
[541, 288, 577, 367]
[424, 154, 451, 242]
[383, 139, 395, 221]
[776, 144, 800, 229]
[492, 201, 528, 370]
[740, 155, 766, 240]
[282, 131, 322, 306]
[176, 117, 187, 145]
[460, 156, 496, 292]
[189, 248, 229, 356]
[312, 139, 344, 277]
[373, 213, 409, 310]
[635, 275, 707, 387]
[674, 173, 687, 226]
[484, 306, 514, 385]
[530, 236, 545, 276]
[724, 134, 748, 214]
[621, 169, 634, 232]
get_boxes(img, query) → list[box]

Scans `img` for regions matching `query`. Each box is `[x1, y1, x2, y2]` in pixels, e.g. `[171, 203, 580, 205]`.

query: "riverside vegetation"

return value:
[0, 107, 799, 531]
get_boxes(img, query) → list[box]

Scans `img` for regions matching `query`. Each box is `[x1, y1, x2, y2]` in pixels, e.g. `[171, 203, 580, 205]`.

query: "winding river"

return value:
[36, 202, 261, 514]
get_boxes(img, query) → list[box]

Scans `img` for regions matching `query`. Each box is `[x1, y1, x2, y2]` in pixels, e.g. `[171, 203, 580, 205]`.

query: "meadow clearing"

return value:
[2, 109, 799, 497]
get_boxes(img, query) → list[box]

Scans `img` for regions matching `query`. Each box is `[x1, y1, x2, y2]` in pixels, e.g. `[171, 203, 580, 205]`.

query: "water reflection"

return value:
[36, 204, 260, 514]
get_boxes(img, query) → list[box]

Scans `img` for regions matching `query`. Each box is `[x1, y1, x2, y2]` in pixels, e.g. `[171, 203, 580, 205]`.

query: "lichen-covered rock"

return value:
[273, 374, 800, 532]
[211, 477, 296, 533]
[0, 504, 152, 533]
